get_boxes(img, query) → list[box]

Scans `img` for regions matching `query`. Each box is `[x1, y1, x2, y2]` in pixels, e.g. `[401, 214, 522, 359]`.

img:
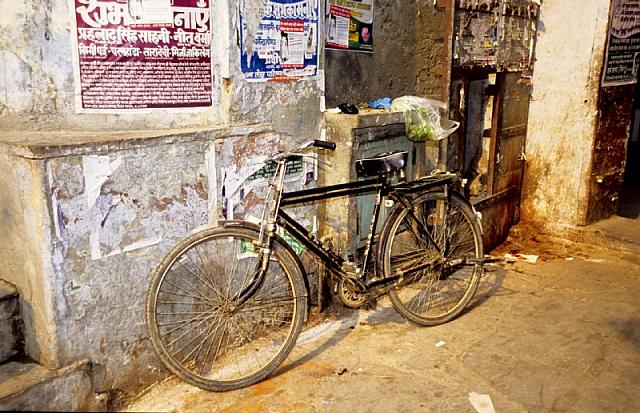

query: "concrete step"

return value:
[0, 280, 21, 363]
[0, 359, 103, 411]
[552, 217, 640, 266]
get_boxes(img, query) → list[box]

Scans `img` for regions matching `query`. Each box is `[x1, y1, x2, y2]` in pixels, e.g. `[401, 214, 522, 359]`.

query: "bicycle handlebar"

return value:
[312, 140, 336, 151]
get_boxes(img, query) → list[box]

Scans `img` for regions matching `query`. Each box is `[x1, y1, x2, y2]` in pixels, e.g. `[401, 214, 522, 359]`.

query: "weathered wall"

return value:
[1, 126, 299, 402]
[325, 1, 417, 108]
[0, 0, 323, 139]
[521, 0, 611, 228]
[325, 2, 449, 108]
[46, 139, 212, 394]
[0, 149, 59, 368]
[415, 2, 449, 102]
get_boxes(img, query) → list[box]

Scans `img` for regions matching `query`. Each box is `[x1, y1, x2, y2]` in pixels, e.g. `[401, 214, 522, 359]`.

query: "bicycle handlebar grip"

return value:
[313, 140, 336, 150]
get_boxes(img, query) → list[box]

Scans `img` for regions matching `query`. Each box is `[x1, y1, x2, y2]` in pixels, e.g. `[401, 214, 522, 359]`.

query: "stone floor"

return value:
[125, 226, 640, 413]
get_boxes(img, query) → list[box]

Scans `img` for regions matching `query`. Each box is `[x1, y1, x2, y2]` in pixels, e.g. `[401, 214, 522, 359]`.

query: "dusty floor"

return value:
[125, 227, 640, 413]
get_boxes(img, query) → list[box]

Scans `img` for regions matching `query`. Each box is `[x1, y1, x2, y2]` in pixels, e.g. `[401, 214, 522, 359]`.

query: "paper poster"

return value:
[603, 0, 640, 86]
[70, 0, 213, 112]
[325, 0, 374, 53]
[239, 0, 319, 82]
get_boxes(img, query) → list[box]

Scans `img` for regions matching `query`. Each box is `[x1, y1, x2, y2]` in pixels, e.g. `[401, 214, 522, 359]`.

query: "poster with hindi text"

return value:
[325, 0, 374, 53]
[603, 0, 640, 86]
[70, 0, 213, 112]
[239, 0, 319, 82]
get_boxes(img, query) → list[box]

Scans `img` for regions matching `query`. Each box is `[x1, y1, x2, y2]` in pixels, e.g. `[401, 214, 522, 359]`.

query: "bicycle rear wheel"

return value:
[146, 224, 307, 391]
[378, 191, 483, 326]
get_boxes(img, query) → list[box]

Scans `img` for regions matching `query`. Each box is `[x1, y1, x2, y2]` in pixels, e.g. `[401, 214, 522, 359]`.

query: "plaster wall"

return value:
[0, 0, 324, 140]
[521, 0, 611, 228]
[0, 149, 59, 368]
[415, 3, 449, 102]
[1, 126, 301, 400]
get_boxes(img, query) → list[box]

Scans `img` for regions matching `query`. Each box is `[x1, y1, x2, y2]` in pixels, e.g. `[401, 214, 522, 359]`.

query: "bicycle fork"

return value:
[236, 159, 288, 304]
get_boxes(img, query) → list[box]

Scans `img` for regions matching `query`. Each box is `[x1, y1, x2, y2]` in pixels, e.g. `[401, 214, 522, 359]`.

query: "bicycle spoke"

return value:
[179, 312, 224, 366]
[147, 225, 306, 390]
[159, 314, 216, 339]
[385, 193, 482, 326]
[160, 275, 218, 307]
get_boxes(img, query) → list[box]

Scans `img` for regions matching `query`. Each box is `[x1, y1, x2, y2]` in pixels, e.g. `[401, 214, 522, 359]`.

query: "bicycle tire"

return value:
[146, 224, 308, 391]
[378, 191, 483, 326]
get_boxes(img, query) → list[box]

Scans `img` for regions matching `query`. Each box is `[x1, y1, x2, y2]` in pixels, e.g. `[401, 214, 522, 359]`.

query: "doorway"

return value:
[620, 77, 640, 218]
[451, 69, 531, 250]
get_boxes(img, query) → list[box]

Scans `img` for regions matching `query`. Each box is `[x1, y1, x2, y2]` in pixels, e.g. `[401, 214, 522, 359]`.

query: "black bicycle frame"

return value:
[275, 174, 456, 281]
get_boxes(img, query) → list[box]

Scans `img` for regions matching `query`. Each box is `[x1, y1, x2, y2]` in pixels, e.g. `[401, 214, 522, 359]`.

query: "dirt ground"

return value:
[125, 228, 640, 413]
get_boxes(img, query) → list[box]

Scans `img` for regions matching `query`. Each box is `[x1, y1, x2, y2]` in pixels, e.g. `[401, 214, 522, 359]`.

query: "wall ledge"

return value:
[0, 124, 275, 160]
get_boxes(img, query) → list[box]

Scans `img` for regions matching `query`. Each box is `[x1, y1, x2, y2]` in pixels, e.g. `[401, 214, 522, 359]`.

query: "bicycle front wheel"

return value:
[378, 191, 483, 326]
[146, 225, 307, 391]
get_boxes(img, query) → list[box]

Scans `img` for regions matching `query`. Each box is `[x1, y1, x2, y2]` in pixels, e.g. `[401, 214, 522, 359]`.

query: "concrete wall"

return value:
[325, 1, 448, 108]
[0, 125, 303, 401]
[521, 0, 612, 228]
[0, 0, 323, 139]
[0, 150, 59, 368]
[415, 3, 450, 102]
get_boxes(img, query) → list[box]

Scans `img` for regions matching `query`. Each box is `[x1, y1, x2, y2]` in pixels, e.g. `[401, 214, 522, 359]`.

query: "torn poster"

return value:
[239, 0, 319, 82]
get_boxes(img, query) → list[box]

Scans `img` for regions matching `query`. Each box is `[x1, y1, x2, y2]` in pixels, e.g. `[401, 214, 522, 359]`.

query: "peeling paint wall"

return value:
[0, 0, 324, 139]
[1, 126, 292, 400]
[521, 0, 611, 228]
[47, 139, 212, 392]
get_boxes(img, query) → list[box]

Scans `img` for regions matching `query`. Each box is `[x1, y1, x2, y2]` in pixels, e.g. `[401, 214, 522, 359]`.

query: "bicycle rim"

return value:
[382, 192, 483, 326]
[146, 226, 307, 391]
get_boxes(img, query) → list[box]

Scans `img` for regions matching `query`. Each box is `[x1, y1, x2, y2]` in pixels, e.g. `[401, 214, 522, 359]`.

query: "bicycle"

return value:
[146, 139, 486, 391]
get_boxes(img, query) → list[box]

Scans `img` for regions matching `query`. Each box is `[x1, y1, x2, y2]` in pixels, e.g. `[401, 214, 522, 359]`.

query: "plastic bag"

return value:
[391, 96, 460, 142]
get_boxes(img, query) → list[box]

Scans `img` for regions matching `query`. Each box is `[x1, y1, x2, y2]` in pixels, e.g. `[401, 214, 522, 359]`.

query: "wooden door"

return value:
[475, 71, 531, 249]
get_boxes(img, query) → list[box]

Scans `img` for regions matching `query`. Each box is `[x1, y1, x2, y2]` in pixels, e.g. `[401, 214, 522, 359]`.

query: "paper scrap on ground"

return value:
[436, 340, 446, 348]
[468, 392, 495, 413]
[504, 252, 539, 264]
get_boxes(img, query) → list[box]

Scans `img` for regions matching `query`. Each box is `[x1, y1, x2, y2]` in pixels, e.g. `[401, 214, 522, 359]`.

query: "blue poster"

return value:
[239, 0, 319, 81]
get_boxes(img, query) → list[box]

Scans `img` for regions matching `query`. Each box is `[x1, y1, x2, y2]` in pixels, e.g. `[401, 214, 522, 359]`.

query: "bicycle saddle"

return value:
[355, 151, 408, 178]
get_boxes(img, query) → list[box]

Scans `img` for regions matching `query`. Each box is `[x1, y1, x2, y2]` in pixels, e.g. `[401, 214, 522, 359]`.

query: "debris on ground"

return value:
[504, 252, 539, 264]
[468, 392, 495, 413]
[435, 341, 446, 348]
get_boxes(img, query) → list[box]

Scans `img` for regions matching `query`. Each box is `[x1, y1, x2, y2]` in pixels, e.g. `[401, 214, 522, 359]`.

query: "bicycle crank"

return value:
[337, 278, 368, 308]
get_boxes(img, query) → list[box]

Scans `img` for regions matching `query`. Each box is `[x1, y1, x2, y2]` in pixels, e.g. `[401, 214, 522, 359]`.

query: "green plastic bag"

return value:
[391, 96, 460, 142]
